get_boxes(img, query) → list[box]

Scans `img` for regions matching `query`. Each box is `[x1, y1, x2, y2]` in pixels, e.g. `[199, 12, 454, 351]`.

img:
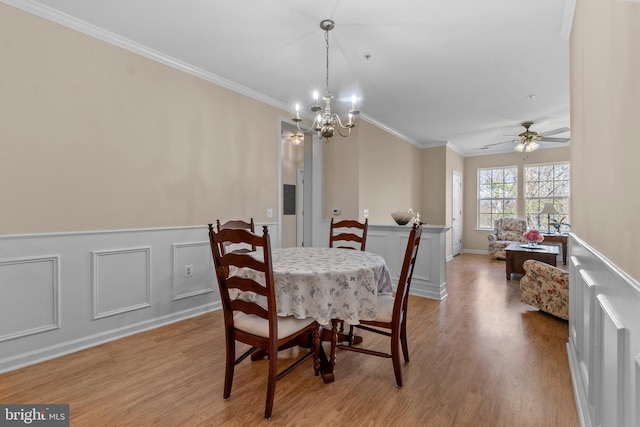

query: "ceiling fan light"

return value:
[526, 141, 540, 152]
[514, 142, 526, 152]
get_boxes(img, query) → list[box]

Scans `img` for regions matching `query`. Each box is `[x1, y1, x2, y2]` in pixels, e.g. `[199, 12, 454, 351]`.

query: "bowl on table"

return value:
[391, 212, 412, 225]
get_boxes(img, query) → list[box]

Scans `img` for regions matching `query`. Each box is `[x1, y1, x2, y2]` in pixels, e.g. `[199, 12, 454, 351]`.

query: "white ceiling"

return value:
[8, 0, 572, 156]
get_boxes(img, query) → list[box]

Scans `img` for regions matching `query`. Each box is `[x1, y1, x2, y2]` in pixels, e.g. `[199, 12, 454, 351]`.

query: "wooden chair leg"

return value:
[400, 319, 410, 363]
[223, 335, 235, 399]
[264, 345, 278, 420]
[391, 331, 403, 388]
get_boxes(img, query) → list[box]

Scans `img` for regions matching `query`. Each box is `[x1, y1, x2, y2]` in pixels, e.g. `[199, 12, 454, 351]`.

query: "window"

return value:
[478, 166, 518, 229]
[524, 162, 570, 232]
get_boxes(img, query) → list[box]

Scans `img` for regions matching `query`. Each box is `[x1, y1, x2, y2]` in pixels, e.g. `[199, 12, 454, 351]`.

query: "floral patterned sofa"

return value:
[520, 259, 569, 320]
[487, 218, 527, 259]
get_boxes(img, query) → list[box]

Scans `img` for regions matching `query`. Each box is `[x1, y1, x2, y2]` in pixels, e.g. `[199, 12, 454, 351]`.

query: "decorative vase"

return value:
[528, 240, 538, 248]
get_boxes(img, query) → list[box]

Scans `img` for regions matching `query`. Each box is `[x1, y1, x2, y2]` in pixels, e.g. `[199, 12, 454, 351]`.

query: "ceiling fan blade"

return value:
[539, 127, 570, 137]
[481, 140, 518, 149]
[540, 137, 570, 143]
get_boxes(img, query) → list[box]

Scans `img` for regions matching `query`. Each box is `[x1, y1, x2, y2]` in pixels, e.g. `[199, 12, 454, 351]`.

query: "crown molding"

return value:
[560, 0, 576, 40]
[445, 142, 465, 157]
[359, 113, 420, 148]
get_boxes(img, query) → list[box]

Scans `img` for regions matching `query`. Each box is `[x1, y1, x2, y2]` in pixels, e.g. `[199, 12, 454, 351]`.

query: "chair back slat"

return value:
[220, 251, 268, 274]
[216, 218, 256, 254]
[329, 218, 368, 251]
[226, 276, 268, 296]
[229, 298, 269, 319]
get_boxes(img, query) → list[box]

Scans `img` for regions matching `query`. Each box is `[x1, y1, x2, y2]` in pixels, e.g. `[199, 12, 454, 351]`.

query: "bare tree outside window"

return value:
[478, 166, 518, 229]
[524, 163, 570, 232]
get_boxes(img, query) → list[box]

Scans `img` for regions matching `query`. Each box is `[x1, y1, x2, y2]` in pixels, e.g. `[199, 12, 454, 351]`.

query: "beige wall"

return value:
[570, 0, 640, 281]
[420, 145, 464, 257]
[322, 121, 422, 225]
[462, 147, 570, 252]
[322, 128, 360, 220]
[421, 146, 447, 225]
[1, 4, 285, 234]
[357, 124, 422, 225]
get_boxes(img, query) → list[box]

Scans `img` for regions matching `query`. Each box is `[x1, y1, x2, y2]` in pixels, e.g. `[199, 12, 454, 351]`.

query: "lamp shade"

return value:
[540, 203, 558, 215]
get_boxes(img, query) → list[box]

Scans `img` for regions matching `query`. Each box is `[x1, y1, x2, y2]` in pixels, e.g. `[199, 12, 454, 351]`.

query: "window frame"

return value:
[523, 161, 571, 232]
[477, 166, 518, 231]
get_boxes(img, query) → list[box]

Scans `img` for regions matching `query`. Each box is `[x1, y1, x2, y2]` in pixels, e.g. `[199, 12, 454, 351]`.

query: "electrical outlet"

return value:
[184, 264, 193, 278]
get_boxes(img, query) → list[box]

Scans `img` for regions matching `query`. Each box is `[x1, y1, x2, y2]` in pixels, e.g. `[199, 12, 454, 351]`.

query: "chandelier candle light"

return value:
[293, 19, 359, 142]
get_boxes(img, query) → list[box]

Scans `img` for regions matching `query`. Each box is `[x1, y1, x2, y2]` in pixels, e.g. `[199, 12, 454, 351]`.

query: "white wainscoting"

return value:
[568, 234, 640, 427]
[0, 223, 278, 374]
[366, 224, 450, 300]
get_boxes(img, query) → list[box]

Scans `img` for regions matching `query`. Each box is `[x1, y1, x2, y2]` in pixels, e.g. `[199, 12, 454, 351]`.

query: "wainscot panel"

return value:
[0, 223, 277, 373]
[366, 224, 450, 300]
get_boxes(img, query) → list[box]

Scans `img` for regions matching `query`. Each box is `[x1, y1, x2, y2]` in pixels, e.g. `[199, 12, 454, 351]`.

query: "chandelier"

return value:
[290, 133, 303, 146]
[293, 19, 359, 142]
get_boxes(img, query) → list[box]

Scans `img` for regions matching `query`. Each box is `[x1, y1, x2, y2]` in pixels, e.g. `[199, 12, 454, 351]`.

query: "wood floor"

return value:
[0, 254, 578, 426]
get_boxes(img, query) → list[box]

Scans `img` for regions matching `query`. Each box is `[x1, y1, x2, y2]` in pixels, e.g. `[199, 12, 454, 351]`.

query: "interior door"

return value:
[452, 171, 462, 256]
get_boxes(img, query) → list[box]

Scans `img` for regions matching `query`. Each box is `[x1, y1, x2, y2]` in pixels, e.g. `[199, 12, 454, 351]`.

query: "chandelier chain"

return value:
[325, 29, 330, 96]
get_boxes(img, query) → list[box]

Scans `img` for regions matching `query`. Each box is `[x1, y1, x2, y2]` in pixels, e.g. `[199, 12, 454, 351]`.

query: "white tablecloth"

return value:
[230, 247, 392, 325]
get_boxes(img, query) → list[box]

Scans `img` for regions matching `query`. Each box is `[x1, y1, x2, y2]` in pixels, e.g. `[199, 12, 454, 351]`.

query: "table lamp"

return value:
[540, 203, 559, 233]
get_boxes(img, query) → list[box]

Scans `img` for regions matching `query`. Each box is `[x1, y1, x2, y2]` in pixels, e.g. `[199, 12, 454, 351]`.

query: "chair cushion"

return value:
[234, 312, 315, 339]
[374, 294, 395, 323]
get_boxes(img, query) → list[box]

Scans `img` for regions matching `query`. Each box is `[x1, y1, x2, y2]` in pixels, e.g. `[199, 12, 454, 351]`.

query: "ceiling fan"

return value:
[482, 122, 570, 152]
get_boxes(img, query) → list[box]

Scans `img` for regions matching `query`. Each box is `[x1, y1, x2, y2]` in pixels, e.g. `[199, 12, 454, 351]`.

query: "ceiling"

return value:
[9, 0, 572, 156]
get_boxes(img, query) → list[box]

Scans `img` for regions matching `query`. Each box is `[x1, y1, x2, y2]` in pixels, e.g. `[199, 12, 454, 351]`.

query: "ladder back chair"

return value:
[208, 224, 320, 420]
[329, 218, 368, 251]
[215, 218, 256, 254]
[337, 222, 423, 387]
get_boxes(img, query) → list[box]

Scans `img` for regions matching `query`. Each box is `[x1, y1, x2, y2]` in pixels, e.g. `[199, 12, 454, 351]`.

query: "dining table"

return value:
[230, 246, 393, 382]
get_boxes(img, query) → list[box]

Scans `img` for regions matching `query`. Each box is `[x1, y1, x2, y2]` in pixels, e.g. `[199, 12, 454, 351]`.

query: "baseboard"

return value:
[462, 249, 489, 255]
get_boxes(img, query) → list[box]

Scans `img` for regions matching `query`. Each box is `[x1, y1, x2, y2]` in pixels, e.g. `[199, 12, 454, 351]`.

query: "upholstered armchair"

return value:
[487, 218, 527, 259]
[520, 259, 569, 320]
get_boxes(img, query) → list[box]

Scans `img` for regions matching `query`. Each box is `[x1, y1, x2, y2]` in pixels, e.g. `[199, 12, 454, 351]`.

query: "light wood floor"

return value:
[0, 254, 578, 426]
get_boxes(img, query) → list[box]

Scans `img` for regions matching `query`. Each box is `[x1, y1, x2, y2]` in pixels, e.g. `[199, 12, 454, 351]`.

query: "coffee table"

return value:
[541, 233, 569, 264]
[505, 242, 560, 279]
